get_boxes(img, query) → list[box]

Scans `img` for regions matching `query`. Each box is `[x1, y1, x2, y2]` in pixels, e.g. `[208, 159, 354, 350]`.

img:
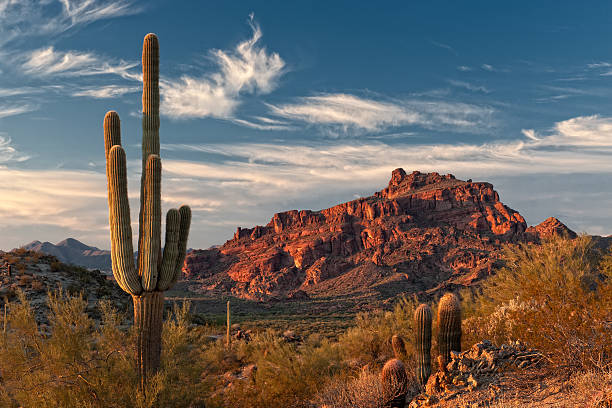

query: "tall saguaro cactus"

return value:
[414, 303, 432, 385]
[103, 33, 191, 389]
[436, 293, 461, 370]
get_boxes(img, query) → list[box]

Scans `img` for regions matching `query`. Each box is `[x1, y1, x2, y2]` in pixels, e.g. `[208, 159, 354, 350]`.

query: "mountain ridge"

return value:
[183, 169, 576, 301]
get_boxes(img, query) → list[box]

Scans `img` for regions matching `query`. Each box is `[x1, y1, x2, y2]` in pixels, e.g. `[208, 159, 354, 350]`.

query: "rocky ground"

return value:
[403, 340, 610, 408]
[0, 249, 129, 327]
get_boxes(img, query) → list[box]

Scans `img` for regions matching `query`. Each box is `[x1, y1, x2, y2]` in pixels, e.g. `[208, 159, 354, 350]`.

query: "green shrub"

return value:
[462, 235, 612, 371]
[0, 290, 209, 407]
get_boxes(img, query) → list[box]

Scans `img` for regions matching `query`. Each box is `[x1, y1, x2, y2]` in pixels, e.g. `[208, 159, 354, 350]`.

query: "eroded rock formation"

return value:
[184, 169, 573, 300]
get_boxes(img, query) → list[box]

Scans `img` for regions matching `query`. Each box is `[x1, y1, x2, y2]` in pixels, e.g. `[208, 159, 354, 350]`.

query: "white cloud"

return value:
[521, 129, 540, 141]
[447, 79, 490, 93]
[0, 135, 29, 163]
[58, 0, 139, 27]
[3, 113, 612, 249]
[0, 0, 139, 47]
[21, 46, 137, 78]
[0, 104, 36, 118]
[267, 93, 495, 134]
[481, 64, 494, 71]
[161, 15, 285, 119]
[72, 84, 139, 98]
[231, 117, 294, 131]
[457, 66, 472, 72]
[587, 62, 612, 69]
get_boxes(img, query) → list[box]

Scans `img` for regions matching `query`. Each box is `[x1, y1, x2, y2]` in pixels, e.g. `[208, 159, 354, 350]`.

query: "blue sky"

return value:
[2, 0, 612, 249]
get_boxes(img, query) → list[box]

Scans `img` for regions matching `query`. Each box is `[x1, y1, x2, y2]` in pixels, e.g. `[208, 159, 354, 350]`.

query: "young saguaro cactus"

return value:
[391, 334, 406, 361]
[436, 293, 461, 370]
[103, 33, 191, 390]
[414, 303, 432, 386]
[381, 358, 408, 408]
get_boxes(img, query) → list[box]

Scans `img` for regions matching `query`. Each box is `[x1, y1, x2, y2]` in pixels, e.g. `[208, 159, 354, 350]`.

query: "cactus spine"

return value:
[103, 33, 191, 390]
[414, 303, 432, 385]
[381, 358, 408, 408]
[436, 293, 461, 370]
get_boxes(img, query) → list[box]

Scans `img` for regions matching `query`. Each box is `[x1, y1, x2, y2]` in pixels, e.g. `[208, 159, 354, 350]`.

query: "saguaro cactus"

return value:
[436, 293, 461, 370]
[414, 303, 432, 385]
[391, 334, 406, 360]
[103, 33, 191, 389]
[381, 358, 408, 408]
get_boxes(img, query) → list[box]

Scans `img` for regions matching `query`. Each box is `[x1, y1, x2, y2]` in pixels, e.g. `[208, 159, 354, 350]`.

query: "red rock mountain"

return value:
[183, 169, 574, 301]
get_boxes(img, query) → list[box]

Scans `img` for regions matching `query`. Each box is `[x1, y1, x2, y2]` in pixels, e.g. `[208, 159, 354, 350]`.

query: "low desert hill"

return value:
[183, 169, 576, 301]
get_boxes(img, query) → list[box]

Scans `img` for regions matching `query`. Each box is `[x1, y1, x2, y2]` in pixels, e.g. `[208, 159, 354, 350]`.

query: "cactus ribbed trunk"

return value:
[134, 291, 164, 389]
[437, 293, 462, 369]
[414, 303, 432, 385]
[103, 33, 191, 393]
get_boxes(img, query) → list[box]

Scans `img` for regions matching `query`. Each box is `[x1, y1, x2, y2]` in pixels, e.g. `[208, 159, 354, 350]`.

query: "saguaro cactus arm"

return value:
[157, 209, 181, 291]
[107, 144, 142, 295]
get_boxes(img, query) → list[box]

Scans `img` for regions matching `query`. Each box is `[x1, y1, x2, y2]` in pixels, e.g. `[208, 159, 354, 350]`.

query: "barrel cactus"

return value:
[391, 334, 406, 360]
[381, 358, 408, 408]
[103, 33, 191, 389]
[436, 293, 461, 370]
[414, 303, 432, 385]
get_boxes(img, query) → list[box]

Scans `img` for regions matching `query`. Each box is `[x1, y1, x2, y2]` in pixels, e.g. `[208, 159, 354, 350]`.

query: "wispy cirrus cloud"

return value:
[161, 14, 286, 119]
[0, 104, 37, 119]
[447, 79, 490, 93]
[20, 46, 137, 78]
[266, 93, 495, 134]
[72, 84, 139, 98]
[0, 0, 139, 47]
[0, 135, 29, 163]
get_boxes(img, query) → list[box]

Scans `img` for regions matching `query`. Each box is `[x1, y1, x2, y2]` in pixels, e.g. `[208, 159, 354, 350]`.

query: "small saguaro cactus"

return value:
[103, 33, 191, 390]
[226, 300, 231, 348]
[436, 292, 461, 370]
[381, 358, 408, 408]
[391, 334, 406, 360]
[414, 303, 432, 385]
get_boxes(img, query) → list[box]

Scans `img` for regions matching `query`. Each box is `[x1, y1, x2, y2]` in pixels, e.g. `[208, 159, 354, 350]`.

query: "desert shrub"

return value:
[462, 235, 612, 371]
[0, 290, 210, 408]
[216, 332, 344, 408]
[312, 368, 386, 408]
[338, 296, 419, 367]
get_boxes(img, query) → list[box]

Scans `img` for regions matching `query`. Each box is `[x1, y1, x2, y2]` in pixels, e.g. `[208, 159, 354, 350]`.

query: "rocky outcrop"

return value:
[526, 216, 577, 240]
[184, 169, 574, 300]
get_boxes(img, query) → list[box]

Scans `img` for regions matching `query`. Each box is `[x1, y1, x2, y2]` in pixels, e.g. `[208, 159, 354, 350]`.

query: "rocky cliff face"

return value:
[184, 169, 573, 301]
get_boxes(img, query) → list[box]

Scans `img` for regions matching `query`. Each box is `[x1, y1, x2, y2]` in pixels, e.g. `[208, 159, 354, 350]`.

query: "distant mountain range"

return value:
[16, 239, 195, 272]
[18, 238, 112, 271]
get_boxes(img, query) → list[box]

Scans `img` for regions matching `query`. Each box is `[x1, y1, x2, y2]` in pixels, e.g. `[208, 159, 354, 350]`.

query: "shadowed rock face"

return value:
[184, 169, 573, 301]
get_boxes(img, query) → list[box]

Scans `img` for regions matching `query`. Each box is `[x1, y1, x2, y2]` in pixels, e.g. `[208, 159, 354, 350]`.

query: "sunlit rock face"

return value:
[183, 169, 572, 301]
